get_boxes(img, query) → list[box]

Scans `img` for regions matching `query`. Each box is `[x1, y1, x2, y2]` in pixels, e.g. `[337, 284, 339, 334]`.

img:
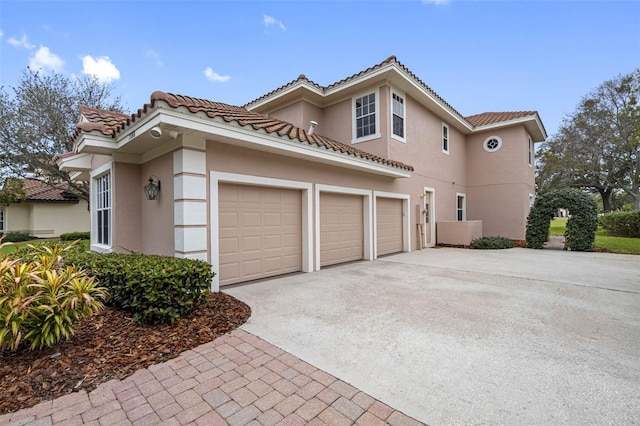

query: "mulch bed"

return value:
[0, 292, 251, 415]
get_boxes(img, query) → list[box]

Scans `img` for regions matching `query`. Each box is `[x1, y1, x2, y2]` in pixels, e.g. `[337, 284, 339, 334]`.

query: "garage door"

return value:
[218, 183, 302, 286]
[320, 192, 363, 267]
[376, 198, 403, 256]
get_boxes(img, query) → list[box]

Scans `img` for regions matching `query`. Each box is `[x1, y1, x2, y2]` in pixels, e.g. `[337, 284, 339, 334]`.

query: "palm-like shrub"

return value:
[0, 239, 106, 351]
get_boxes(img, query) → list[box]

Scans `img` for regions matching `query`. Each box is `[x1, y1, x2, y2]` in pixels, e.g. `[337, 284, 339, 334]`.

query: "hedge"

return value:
[599, 211, 640, 238]
[0, 232, 32, 242]
[65, 252, 214, 324]
[470, 236, 514, 249]
[60, 231, 90, 241]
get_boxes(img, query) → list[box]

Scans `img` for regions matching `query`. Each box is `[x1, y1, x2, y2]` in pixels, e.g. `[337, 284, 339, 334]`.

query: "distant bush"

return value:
[599, 211, 640, 238]
[470, 236, 514, 250]
[66, 252, 215, 325]
[0, 232, 32, 242]
[60, 232, 90, 241]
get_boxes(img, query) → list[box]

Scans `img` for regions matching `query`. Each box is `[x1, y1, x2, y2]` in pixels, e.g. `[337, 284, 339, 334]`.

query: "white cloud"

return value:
[263, 14, 286, 31]
[422, 0, 451, 4]
[8, 34, 35, 49]
[204, 67, 230, 83]
[0, 30, 3, 40]
[146, 49, 164, 67]
[81, 55, 121, 82]
[29, 46, 64, 72]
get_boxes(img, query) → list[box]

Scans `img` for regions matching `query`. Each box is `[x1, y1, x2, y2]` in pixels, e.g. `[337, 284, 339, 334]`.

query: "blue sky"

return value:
[1, 0, 638, 137]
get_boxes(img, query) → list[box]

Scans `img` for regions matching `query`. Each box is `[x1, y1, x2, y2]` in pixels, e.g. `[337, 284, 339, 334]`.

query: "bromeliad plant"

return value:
[0, 239, 107, 351]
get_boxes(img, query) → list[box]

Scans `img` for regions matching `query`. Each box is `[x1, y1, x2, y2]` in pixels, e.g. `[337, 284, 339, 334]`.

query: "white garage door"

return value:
[376, 197, 403, 256]
[218, 183, 302, 286]
[320, 192, 364, 267]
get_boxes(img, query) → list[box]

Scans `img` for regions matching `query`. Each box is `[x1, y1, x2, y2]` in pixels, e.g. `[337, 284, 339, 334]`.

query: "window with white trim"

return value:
[355, 92, 377, 139]
[456, 193, 466, 221]
[442, 123, 449, 154]
[528, 137, 533, 166]
[0, 208, 4, 232]
[95, 172, 111, 246]
[483, 136, 503, 152]
[391, 92, 405, 140]
[529, 193, 535, 209]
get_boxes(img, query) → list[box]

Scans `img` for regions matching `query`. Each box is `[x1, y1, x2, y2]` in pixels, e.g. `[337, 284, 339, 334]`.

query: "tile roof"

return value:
[465, 111, 538, 127]
[72, 106, 131, 139]
[243, 55, 468, 123]
[22, 178, 79, 203]
[73, 92, 414, 172]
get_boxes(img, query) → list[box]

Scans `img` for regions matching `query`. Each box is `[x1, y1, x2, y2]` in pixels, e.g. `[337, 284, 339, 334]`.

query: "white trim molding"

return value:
[456, 192, 466, 222]
[174, 148, 207, 260]
[483, 135, 503, 152]
[373, 191, 411, 258]
[209, 172, 314, 292]
[90, 161, 113, 253]
[314, 184, 373, 271]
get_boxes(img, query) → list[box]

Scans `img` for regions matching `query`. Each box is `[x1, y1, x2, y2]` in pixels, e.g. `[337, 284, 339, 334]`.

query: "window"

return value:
[355, 92, 377, 139]
[95, 172, 111, 246]
[528, 137, 533, 166]
[456, 193, 466, 221]
[391, 92, 405, 140]
[442, 123, 449, 154]
[483, 135, 503, 152]
[0, 208, 4, 232]
[529, 193, 535, 209]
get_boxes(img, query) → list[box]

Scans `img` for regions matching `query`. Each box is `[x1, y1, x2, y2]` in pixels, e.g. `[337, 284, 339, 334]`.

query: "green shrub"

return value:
[0, 232, 32, 242]
[60, 232, 90, 241]
[526, 188, 598, 251]
[66, 252, 214, 324]
[470, 236, 514, 249]
[599, 211, 640, 238]
[0, 240, 106, 351]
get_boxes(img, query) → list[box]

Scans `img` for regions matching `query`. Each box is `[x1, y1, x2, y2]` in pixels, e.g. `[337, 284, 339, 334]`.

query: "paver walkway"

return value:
[0, 329, 424, 426]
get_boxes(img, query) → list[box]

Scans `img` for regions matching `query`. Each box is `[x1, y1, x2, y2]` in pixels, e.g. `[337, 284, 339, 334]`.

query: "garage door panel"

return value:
[320, 193, 364, 267]
[377, 198, 403, 256]
[219, 183, 302, 286]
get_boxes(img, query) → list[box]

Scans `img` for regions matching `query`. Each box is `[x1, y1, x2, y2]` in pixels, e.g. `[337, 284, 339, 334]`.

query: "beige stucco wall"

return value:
[4, 201, 89, 238]
[141, 153, 174, 255]
[465, 126, 535, 240]
[112, 162, 142, 253]
[3, 203, 30, 233]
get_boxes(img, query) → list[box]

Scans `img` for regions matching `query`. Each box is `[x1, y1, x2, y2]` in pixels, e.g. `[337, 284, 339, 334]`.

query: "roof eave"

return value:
[472, 115, 547, 142]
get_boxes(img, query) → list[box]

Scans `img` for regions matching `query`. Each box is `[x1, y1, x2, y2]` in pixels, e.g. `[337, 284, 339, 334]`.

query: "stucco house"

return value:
[0, 178, 89, 238]
[61, 56, 546, 290]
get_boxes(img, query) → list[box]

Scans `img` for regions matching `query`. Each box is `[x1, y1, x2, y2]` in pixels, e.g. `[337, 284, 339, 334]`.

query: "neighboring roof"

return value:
[73, 92, 414, 172]
[22, 178, 79, 203]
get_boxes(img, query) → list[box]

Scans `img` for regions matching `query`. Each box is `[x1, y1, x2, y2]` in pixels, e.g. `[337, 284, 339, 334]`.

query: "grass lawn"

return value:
[548, 217, 640, 254]
[1, 239, 90, 255]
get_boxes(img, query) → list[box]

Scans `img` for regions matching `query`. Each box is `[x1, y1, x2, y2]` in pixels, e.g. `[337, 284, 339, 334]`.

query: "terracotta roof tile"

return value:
[243, 56, 468, 124]
[73, 91, 413, 172]
[22, 178, 79, 202]
[465, 111, 538, 127]
[74, 106, 131, 137]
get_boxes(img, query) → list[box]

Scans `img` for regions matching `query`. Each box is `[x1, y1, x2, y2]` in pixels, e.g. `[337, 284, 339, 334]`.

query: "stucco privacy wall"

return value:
[466, 126, 535, 240]
[3, 203, 29, 233]
[29, 201, 90, 238]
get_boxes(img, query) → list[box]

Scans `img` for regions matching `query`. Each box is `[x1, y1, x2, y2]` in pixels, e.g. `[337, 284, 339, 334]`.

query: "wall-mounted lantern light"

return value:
[144, 176, 161, 200]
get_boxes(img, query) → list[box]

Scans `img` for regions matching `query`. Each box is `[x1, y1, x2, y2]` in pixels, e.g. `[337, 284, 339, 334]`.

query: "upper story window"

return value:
[456, 193, 466, 221]
[528, 137, 533, 166]
[352, 89, 380, 143]
[93, 168, 112, 249]
[391, 91, 405, 141]
[0, 208, 4, 232]
[442, 123, 450, 154]
[483, 135, 503, 152]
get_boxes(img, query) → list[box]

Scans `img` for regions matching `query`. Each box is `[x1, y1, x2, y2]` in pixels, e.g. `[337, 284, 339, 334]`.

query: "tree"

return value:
[0, 69, 124, 202]
[536, 69, 640, 211]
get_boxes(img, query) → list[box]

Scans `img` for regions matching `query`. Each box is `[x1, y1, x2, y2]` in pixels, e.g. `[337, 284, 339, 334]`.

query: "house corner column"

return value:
[173, 137, 208, 261]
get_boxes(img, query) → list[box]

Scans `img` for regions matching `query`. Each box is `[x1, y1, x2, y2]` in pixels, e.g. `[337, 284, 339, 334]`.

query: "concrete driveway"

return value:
[226, 248, 640, 425]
